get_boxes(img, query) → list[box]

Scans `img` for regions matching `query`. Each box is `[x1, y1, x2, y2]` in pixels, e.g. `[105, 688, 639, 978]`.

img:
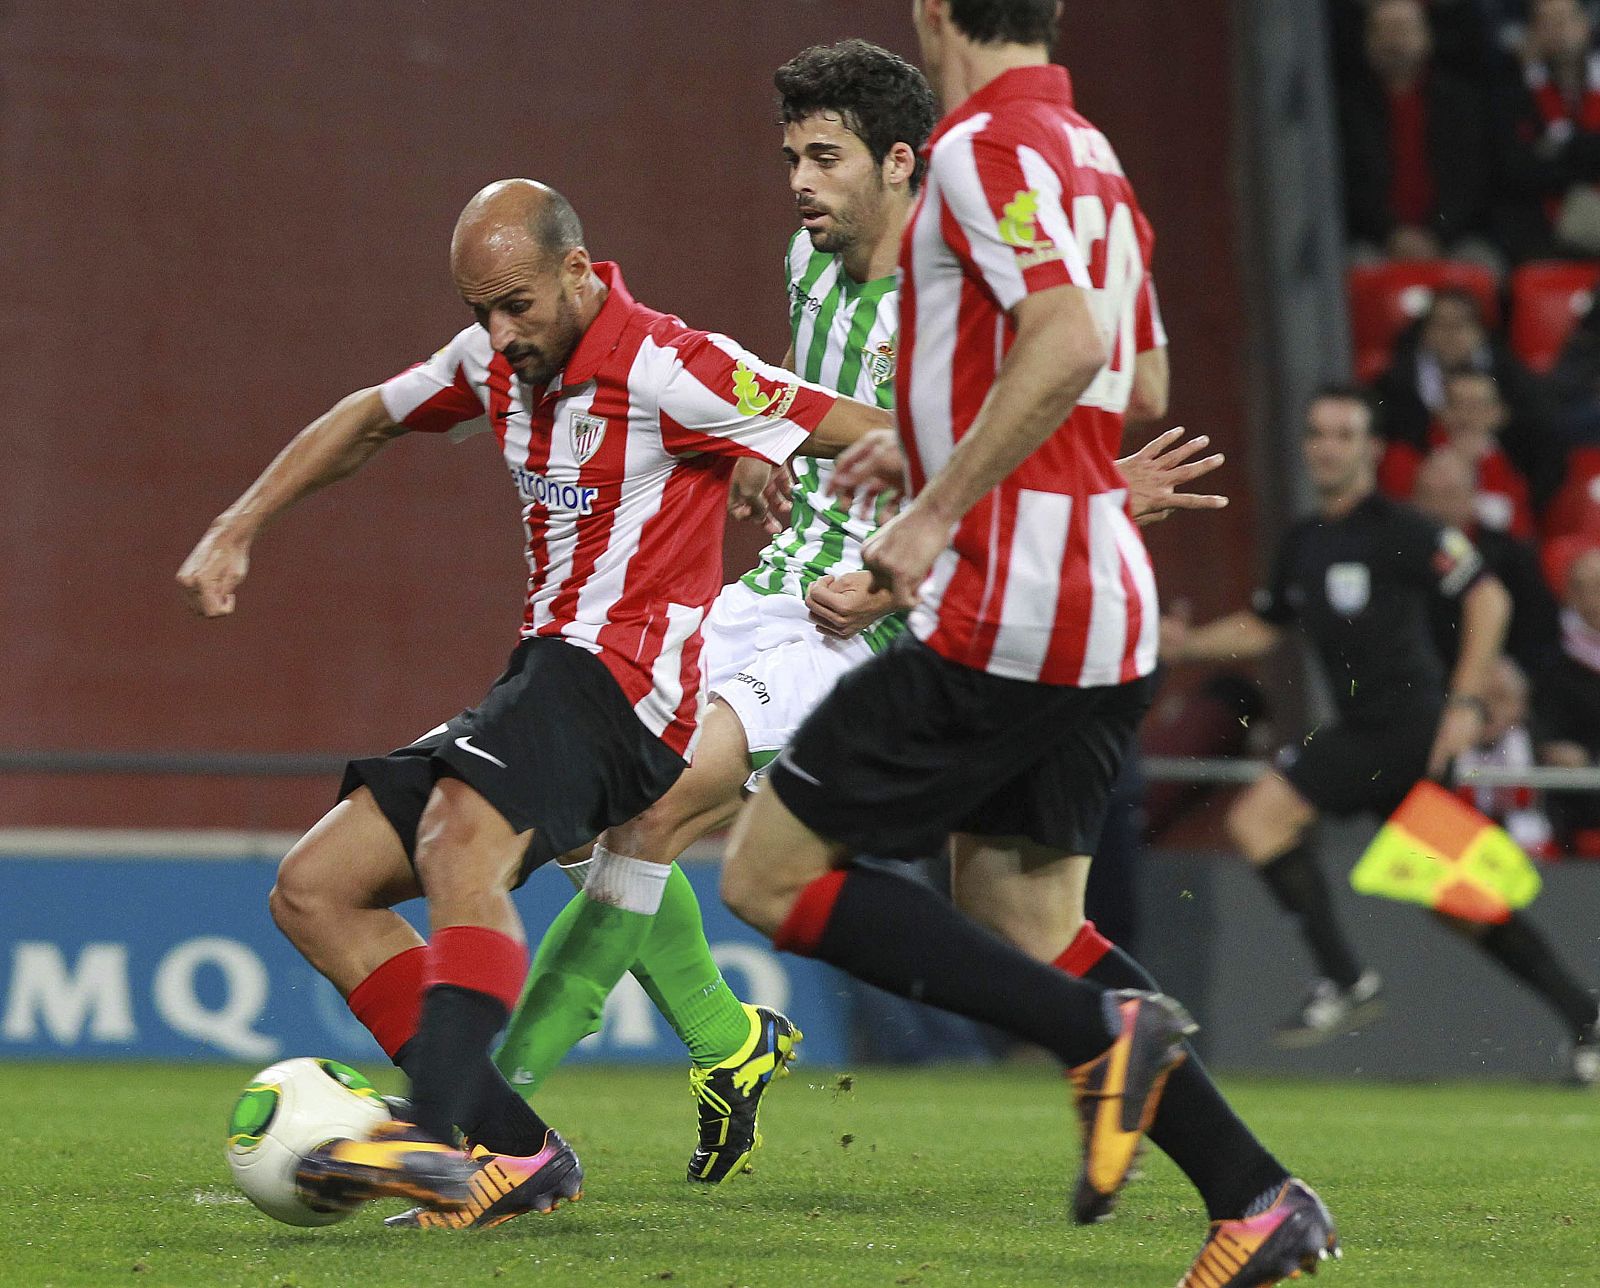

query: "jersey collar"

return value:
[927, 63, 1075, 150]
[553, 261, 634, 391]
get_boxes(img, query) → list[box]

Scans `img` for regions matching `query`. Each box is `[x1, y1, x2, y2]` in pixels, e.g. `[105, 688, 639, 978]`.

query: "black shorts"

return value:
[340, 637, 686, 885]
[1276, 704, 1439, 818]
[768, 635, 1156, 859]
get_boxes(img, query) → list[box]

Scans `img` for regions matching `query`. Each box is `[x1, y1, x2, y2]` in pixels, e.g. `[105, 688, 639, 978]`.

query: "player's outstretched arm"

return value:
[1160, 605, 1282, 665]
[795, 394, 894, 459]
[177, 387, 406, 617]
[1117, 427, 1228, 525]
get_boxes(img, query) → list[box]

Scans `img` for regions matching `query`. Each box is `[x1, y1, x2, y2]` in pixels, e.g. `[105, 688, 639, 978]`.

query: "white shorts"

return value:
[700, 579, 877, 760]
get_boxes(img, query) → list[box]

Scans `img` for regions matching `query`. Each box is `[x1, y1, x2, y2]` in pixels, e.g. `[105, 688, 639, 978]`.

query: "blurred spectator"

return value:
[1372, 287, 1556, 490]
[1339, 0, 1498, 265]
[1379, 371, 1539, 535]
[1534, 545, 1600, 845]
[1547, 286, 1600, 439]
[1329, 0, 1499, 80]
[1456, 656, 1558, 853]
[1412, 446, 1562, 668]
[1490, 0, 1600, 259]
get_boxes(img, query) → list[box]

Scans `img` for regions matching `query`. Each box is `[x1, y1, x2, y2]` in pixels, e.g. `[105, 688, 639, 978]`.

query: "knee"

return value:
[270, 842, 341, 943]
[1227, 791, 1293, 865]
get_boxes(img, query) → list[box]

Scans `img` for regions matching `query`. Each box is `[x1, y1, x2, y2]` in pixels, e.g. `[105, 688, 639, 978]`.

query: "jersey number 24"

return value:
[1070, 195, 1142, 416]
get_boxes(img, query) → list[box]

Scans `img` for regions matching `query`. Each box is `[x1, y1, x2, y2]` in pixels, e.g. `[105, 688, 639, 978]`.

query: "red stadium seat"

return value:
[1347, 261, 1501, 384]
[1543, 447, 1600, 544]
[1508, 261, 1600, 375]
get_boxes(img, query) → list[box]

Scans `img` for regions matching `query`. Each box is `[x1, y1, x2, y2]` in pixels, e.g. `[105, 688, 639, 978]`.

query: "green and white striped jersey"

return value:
[741, 232, 905, 653]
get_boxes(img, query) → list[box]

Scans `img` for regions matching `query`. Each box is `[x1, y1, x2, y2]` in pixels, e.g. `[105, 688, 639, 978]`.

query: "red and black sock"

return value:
[399, 926, 550, 1156]
[347, 945, 427, 1062]
[777, 864, 1115, 1066]
[1258, 842, 1365, 989]
[1055, 922, 1290, 1220]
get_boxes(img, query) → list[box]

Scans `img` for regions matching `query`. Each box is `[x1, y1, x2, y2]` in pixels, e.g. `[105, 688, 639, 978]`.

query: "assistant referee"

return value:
[1163, 387, 1599, 1077]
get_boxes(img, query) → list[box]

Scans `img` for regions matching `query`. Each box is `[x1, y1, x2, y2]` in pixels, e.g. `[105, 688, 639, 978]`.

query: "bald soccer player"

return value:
[178, 178, 890, 1223]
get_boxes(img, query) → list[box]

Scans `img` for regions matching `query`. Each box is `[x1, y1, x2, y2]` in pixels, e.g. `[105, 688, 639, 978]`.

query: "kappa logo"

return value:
[733, 361, 800, 420]
[570, 412, 607, 465]
[863, 340, 896, 387]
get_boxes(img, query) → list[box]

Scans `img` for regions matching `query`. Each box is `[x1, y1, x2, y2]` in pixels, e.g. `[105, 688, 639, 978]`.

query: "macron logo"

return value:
[454, 736, 508, 770]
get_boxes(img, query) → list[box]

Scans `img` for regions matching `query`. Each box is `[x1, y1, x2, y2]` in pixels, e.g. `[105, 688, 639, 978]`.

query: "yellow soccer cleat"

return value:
[687, 1004, 803, 1184]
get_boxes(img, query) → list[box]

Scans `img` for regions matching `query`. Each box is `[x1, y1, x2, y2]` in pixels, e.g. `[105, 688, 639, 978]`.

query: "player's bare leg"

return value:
[316, 774, 586, 1227]
[949, 838, 1090, 960]
[289, 780, 549, 1215]
[951, 837, 1296, 1226]
[1229, 773, 1383, 1045]
[269, 788, 424, 994]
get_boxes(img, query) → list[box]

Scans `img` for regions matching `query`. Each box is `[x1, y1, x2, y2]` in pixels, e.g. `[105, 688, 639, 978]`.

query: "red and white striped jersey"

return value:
[379, 262, 834, 756]
[898, 65, 1166, 687]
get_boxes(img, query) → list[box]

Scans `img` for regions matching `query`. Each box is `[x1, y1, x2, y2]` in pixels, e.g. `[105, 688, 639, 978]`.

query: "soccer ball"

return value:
[225, 1057, 392, 1226]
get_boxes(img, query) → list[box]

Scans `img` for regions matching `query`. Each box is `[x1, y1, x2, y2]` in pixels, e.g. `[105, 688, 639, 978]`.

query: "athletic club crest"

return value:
[864, 340, 896, 386]
[569, 413, 607, 465]
[1325, 562, 1371, 616]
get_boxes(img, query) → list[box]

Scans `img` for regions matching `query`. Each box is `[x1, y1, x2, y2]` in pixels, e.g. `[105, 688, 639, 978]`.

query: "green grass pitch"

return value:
[1, 1062, 1595, 1286]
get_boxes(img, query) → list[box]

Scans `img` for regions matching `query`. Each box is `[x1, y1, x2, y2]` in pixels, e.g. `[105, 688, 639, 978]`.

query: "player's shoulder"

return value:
[438, 322, 494, 362]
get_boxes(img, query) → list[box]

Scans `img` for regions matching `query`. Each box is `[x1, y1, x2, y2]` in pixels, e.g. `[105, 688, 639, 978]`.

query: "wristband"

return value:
[1446, 693, 1489, 719]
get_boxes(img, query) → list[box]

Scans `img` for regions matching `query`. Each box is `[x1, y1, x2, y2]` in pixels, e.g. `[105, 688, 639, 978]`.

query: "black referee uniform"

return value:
[1255, 492, 1483, 816]
[1252, 494, 1600, 1064]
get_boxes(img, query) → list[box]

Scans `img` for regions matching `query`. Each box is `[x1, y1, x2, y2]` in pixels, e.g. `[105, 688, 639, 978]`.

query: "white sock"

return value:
[583, 845, 670, 915]
[559, 857, 592, 891]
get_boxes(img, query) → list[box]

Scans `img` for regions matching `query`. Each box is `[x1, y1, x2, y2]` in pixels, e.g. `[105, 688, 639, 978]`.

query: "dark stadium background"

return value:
[0, 1, 1255, 831]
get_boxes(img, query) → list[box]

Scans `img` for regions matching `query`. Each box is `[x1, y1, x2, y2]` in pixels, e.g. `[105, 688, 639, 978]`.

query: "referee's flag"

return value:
[1350, 781, 1542, 924]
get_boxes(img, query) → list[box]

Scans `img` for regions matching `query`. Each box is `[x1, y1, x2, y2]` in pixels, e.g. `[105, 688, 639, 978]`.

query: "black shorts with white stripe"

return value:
[768, 634, 1155, 860]
[339, 637, 686, 886]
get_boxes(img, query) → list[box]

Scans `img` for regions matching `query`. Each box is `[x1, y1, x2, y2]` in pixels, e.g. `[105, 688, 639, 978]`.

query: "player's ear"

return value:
[562, 245, 591, 288]
[884, 141, 918, 190]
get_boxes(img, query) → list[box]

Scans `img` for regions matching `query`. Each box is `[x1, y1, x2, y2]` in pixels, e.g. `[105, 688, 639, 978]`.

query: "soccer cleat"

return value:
[1070, 989, 1197, 1225]
[294, 1120, 475, 1212]
[384, 1130, 584, 1230]
[1567, 1020, 1600, 1088]
[686, 1004, 802, 1184]
[1176, 1178, 1340, 1287]
[1271, 972, 1384, 1049]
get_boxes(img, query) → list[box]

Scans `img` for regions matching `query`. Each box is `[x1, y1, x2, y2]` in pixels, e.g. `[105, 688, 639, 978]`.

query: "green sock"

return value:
[630, 863, 754, 1068]
[493, 888, 655, 1095]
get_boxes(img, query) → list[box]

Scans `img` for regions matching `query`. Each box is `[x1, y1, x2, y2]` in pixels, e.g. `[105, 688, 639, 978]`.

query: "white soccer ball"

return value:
[225, 1057, 392, 1226]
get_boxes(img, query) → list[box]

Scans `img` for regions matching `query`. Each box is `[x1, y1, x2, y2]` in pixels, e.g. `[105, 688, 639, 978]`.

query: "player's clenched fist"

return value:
[860, 503, 953, 612]
[177, 527, 251, 617]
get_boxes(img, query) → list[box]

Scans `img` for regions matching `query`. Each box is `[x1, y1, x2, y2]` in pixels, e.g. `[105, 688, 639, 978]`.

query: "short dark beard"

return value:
[509, 292, 583, 387]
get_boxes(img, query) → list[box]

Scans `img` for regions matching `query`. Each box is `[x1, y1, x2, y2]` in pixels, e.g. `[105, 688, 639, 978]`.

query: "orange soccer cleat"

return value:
[1176, 1178, 1340, 1288]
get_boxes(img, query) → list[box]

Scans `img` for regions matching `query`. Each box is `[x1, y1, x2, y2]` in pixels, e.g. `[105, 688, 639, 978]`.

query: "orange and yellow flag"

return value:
[1350, 782, 1542, 924]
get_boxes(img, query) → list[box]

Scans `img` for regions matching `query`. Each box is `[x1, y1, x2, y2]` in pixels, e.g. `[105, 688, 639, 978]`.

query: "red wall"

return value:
[0, 2, 1251, 829]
